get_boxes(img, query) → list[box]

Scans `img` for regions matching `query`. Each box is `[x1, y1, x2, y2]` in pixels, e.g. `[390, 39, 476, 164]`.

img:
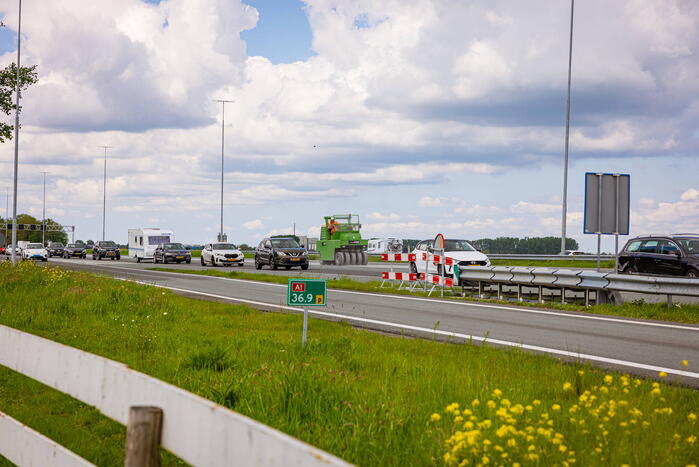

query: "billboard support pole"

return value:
[614, 174, 620, 272]
[596, 173, 602, 272]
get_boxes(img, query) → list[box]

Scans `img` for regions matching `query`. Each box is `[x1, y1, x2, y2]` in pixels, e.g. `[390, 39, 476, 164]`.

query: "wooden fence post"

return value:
[125, 406, 163, 467]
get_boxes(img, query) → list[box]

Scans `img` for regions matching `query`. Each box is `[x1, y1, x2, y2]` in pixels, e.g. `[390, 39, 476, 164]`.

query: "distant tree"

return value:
[402, 239, 422, 253]
[0, 62, 39, 143]
[75, 240, 86, 245]
[469, 237, 578, 254]
[86, 240, 94, 246]
[237, 243, 252, 251]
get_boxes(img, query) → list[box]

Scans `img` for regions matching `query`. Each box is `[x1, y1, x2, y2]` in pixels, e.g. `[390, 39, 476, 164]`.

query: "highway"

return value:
[51, 256, 699, 386]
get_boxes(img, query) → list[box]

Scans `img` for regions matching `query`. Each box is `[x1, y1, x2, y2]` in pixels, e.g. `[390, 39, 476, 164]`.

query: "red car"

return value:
[0, 246, 6, 255]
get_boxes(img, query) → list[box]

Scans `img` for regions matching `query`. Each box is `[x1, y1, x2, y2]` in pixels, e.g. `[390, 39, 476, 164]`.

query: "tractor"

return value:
[317, 214, 369, 265]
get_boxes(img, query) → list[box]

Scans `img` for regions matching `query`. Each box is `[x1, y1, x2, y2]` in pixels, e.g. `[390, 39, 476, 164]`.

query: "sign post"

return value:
[287, 279, 327, 346]
[433, 233, 445, 297]
[584, 173, 630, 272]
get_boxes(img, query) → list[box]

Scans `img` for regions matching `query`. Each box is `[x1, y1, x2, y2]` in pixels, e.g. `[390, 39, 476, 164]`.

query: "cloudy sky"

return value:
[0, 0, 698, 251]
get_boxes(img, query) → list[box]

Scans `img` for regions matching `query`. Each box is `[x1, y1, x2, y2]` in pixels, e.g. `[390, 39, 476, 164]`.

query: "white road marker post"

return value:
[302, 306, 308, 347]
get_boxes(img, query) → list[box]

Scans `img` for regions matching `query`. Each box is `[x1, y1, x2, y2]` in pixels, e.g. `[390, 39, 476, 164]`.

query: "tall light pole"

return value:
[10, 0, 22, 266]
[560, 0, 575, 255]
[213, 99, 234, 242]
[4, 187, 8, 247]
[99, 146, 113, 241]
[40, 171, 48, 245]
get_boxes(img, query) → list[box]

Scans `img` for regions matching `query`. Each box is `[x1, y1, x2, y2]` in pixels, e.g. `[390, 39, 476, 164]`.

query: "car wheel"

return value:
[255, 257, 262, 270]
[238, 263, 244, 267]
[301, 264, 309, 270]
[271, 259, 278, 270]
[163, 256, 168, 264]
[137, 257, 141, 263]
[624, 266, 637, 274]
[200, 256, 205, 266]
[409, 262, 418, 274]
[285, 266, 291, 270]
[110, 257, 115, 261]
[687, 269, 698, 278]
[186, 259, 191, 264]
[334, 250, 345, 266]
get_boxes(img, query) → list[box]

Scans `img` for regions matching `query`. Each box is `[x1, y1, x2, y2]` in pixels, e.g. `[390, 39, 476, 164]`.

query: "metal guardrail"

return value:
[486, 254, 615, 261]
[458, 266, 699, 305]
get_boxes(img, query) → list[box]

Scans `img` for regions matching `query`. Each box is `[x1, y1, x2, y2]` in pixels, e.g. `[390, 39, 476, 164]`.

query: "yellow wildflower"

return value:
[688, 412, 697, 423]
[682, 359, 688, 366]
[487, 400, 496, 409]
[563, 382, 573, 391]
[687, 435, 697, 444]
[658, 371, 667, 378]
[430, 413, 441, 422]
[471, 399, 480, 407]
[552, 404, 561, 411]
[604, 375, 613, 384]
[532, 399, 541, 406]
[492, 389, 503, 398]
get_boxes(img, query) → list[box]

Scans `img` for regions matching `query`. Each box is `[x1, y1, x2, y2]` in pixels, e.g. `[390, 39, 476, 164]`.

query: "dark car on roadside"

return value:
[92, 240, 121, 261]
[63, 243, 87, 258]
[153, 242, 192, 264]
[617, 234, 699, 278]
[255, 237, 309, 270]
[47, 242, 65, 257]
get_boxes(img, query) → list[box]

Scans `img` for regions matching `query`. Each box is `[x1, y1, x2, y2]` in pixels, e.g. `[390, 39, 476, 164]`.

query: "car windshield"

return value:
[50, 243, 64, 248]
[271, 238, 300, 248]
[27, 243, 43, 249]
[164, 243, 185, 250]
[677, 238, 699, 255]
[100, 241, 117, 247]
[213, 243, 237, 250]
[444, 240, 476, 252]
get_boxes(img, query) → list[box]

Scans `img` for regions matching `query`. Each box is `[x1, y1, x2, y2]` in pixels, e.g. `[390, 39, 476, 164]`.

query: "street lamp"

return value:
[10, 0, 23, 265]
[213, 99, 234, 242]
[40, 171, 48, 245]
[560, 0, 575, 255]
[99, 145, 113, 241]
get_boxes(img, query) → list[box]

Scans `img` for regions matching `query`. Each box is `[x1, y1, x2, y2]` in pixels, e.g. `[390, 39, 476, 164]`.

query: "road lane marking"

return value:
[123, 279, 699, 380]
[92, 264, 699, 333]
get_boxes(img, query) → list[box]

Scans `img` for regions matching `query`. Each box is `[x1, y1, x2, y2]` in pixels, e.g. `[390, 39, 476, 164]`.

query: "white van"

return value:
[128, 228, 174, 262]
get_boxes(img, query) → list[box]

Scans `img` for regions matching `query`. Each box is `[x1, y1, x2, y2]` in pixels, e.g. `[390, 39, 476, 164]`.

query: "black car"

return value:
[92, 240, 121, 261]
[154, 242, 192, 264]
[63, 243, 87, 258]
[617, 234, 699, 278]
[255, 237, 309, 270]
[47, 242, 65, 257]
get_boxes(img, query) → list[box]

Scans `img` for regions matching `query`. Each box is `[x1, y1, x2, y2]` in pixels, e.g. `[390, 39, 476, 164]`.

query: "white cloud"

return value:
[243, 219, 264, 230]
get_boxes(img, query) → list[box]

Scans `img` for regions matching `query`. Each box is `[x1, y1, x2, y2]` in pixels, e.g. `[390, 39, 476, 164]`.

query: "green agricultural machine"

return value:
[317, 214, 369, 265]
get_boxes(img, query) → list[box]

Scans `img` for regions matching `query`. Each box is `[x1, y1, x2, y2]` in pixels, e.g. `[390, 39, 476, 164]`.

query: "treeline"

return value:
[402, 237, 579, 254]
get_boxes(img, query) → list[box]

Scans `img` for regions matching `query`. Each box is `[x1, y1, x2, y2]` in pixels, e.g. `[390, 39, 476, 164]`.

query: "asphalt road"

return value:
[51, 256, 699, 386]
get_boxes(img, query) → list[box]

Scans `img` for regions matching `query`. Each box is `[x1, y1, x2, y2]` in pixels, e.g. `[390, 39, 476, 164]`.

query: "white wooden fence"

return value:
[0, 324, 351, 466]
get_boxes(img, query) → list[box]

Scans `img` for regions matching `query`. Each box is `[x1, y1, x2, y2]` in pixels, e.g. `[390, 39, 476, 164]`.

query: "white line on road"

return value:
[98, 263, 699, 333]
[124, 279, 699, 380]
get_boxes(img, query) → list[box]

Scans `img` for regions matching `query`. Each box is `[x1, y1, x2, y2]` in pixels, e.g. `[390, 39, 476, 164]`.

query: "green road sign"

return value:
[287, 278, 327, 306]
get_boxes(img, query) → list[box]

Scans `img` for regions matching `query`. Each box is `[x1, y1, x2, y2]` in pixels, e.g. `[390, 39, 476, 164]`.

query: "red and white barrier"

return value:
[430, 254, 454, 266]
[381, 272, 422, 281]
[381, 253, 418, 262]
[425, 274, 454, 287]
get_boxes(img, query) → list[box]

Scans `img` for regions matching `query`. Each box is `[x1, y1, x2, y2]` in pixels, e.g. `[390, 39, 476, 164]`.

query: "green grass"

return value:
[1, 263, 697, 466]
[147, 267, 699, 324]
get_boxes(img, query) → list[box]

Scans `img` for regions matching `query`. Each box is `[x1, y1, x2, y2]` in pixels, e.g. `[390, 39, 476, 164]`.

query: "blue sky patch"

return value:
[241, 0, 314, 64]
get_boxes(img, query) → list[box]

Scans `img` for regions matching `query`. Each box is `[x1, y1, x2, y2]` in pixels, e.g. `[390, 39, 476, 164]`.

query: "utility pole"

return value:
[40, 171, 48, 245]
[560, 0, 575, 255]
[99, 146, 113, 241]
[4, 187, 8, 247]
[213, 99, 234, 242]
[10, 0, 22, 265]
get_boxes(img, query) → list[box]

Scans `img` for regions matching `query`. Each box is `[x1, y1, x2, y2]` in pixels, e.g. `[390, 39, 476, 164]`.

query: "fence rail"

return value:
[457, 266, 699, 304]
[0, 325, 350, 467]
[486, 254, 615, 261]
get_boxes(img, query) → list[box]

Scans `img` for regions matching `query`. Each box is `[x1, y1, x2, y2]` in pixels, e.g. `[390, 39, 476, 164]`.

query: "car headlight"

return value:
[275, 251, 287, 256]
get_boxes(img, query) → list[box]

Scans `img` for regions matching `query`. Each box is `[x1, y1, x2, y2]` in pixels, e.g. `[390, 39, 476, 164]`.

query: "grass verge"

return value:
[147, 267, 699, 324]
[1, 262, 697, 466]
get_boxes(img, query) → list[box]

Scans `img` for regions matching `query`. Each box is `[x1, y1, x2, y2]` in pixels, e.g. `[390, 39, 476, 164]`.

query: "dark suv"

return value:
[63, 243, 87, 258]
[255, 237, 309, 270]
[617, 234, 699, 277]
[153, 242, 192, 264]
[92, 241, 121, 260]
[47, 242, 65, 257]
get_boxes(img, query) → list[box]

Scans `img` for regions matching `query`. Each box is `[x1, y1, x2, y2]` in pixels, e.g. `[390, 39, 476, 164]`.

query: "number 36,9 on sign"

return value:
[287, 279, 327, 306]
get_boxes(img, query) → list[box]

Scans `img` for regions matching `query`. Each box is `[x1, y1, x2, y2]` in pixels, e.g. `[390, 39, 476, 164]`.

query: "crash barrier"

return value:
[0, 325, 350, 467]
[457, 266, 699, 306]
[486, 254, 615, 261]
